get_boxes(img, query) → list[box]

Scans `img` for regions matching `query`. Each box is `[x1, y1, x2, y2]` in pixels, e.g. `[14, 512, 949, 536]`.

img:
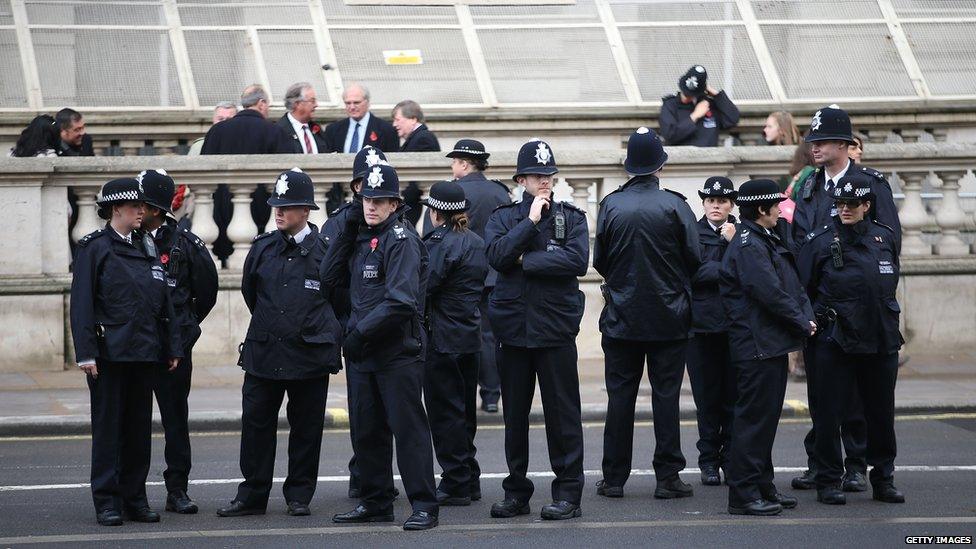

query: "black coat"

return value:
[59, 134, 94, 156]
[200, 109, 291, 155]
[454, 173, 510, 286]
[240, 224, 343, 379]
[659, 91, 740, 147]
[797, 218, 903, 355]
[720, 219, 814, 362]
[320, 200, 358, 327]
[423, 225, 487, 354]
[400, 124, 440, 152]
[691, 214, 736, 334]
[594, 175, 701, 341]
[485, 196, 589, 348]
[323, 114, 399, 154]
[275, 114, 329, 154]
[70, 227, 182, 364]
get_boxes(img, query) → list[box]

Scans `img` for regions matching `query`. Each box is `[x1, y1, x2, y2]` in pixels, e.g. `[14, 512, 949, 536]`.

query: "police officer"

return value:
[421, 180, 488, 506]
[659, 65, 740, 147]
[322, 163, 439, 531]
[137, 169, 218, 514]
[720, 179, 815, 516]
[687, 176, 738, 486]
[71, 178, 183, 526]
[593, 128, 700, 500]
[485, 139, 588, 521]
[217, 168, 342, 518]
[797, 174, 905, 506]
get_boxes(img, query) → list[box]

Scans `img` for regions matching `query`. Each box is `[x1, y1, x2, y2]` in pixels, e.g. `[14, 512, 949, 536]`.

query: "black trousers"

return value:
[478, 289, 501, 404]
[499, 344, 584, 504]
[424, 351, 481, 496]
[802, 342, 868, 473]
[812, 338, 898, 488]
[602, 336, 687, 485]
[234, 373, 329, 508]
[153, 352, 193, 492]
[686, 332, 736, 469]
[727, 356, 788, 506]
[348, 362, 438, 513]
[87, 361, 155, 513]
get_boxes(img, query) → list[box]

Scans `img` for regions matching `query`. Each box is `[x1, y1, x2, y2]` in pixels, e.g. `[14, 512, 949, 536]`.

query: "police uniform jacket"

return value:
[720, 219, 814, 362]
[423, 225, 487, 354]
[485, 195, 589, 348]
[320, 200, 358, 324]
[691, 214, 736, 334]
[594, 175, 701, 341]
[455, 172, 510, 287]
[200, 109, 291, 155]
[240, 223, 342, 379]
[70, 227, 183, 364]
[659, 91, 740, 147]
[797, 218, 903, 355]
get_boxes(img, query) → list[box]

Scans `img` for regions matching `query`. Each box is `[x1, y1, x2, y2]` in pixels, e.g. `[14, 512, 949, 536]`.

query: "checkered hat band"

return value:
[737, 193, 783, 202]
[855, 188, 871, 197]
[452, 148, 487, 156]
[97, 190, 140, 203]
[426, 197, 466, 211]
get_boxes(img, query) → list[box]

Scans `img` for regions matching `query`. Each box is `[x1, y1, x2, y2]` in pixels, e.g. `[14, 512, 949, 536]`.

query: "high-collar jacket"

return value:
[422, 224, 487, 354]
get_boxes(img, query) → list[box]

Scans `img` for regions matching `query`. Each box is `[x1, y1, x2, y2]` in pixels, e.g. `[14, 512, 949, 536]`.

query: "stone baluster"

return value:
[933, 170, 970, 256]
[897, 171, 932, 256]
[189, 184, 220, 264]
[309, 185, 328, 229]
[226, 184, 259, 270]
[70, 186, 102, 243]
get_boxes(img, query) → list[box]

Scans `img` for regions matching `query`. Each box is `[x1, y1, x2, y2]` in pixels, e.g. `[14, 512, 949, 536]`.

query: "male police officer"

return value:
[485, 139, 588, 520]
[137, 169, 218, 514]
[594, 128, 700, 500]
[217, 168, 343, 518]
[659, 65, 740, 147]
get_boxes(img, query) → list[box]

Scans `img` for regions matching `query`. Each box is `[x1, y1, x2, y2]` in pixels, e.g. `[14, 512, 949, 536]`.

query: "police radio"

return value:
[830, 238, 844, 269]
[554, 203, 566, 241]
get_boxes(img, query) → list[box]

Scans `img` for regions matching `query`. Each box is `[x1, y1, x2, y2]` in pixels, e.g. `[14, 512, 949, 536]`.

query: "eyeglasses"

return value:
[834, 200, 865, 210]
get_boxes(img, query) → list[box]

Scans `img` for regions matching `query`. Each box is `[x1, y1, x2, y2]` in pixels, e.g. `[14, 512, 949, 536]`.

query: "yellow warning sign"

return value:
[383, 49, 423, 65]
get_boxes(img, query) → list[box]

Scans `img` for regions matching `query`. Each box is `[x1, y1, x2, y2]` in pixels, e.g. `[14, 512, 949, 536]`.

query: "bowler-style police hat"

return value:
[678, 65, 708, 98]
[735, 179, 786, 206]
[360, 163, 401, 200]
[513, 138, 558, 182]
[266, 167, 319, 210]
[804, 104, 854, 144]
[423, 180, 470, 213]
[832, 173, 875, 204]
[446, 139, 490, 162]
[137, 169, 175, 215]
[352, 146, 388, 183]
[624, 126, 668, 176]
[96, 177, 147, 219]
[698, 176, 737, 200]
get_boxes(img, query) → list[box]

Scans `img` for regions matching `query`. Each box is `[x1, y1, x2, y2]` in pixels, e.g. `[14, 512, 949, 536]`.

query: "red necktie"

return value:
[302, 125, 313, 154]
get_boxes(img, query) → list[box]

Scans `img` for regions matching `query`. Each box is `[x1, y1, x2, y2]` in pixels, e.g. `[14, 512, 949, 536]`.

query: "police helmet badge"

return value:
[365, 148, 381, 167]
[534, 142, 552, 165]
[135, 170, 146, 193]
[636, 126, 649, 134]
[275, 173, 290, 197]
[367, 166, 384, 189]
[685, 75, 699, 91]
[844, 182, 853, 192]
[713, 182, 722, 191]
[811, 110, 823, 131]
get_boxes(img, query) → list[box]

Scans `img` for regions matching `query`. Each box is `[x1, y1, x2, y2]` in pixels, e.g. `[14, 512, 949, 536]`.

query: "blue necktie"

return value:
[348, 122, 360, 153]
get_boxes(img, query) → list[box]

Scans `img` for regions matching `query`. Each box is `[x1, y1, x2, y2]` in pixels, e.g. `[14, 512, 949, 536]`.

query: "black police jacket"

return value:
[720, 219, 814, 362]
[423, 225, 487, 354]
[797, 218, 903, 355]
[485, 195, 589, 348]
[70, 226, 182, 364]
[659, 91, 740, 147]
[792, 161, 902, 253]
[240, 224, 342, 379]
[151, 220, 218, 351]
[320, 199, 358, 326]
[691, 214, 736, 334]
[320, 210, 430, 372]
[594, 175, 701, 341]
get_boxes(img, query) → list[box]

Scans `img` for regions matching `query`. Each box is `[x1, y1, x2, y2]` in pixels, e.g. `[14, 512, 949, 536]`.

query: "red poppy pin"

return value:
[311, 123, 321, 134]
[160, 253, 169, 265]
[370, 237, 379, 252]
[369, 131, 378, 142]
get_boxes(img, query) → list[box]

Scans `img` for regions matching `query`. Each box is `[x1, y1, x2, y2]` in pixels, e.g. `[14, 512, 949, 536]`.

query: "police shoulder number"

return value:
[78, 228, 106, 247]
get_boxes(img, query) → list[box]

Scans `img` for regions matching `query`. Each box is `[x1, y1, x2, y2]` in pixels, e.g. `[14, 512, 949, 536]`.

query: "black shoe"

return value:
[541, 500, 581, 520]
[872, 483, 905, 503]
[482, 401, 499, 413]
[842, 470, 868, 492]
[96, 509, 123, 526]
[287, 501, 311, 516]
[490, 498, 530, 518]
[216, 501, 266, 517]
[123, 506, 160, 523]
[763, 491, 798, 510]
[403, 510, 438, 531]
[791, 469, 815, 490]
[654, 476, 693, 499]
[728, 499, 783, 516]
[436, 490, 472, 506]
[816, 485, 847, 505]
[596, 479, 623, 498]
[332, 505, 395, 523]
[165, 490, 199, 514]
[700, 465, 721, 486]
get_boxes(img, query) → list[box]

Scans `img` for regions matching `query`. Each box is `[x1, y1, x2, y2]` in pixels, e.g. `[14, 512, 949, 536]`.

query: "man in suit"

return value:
[393, 100, 440, 153]
[324, 83, 399, 154]
[277, 82, 328, 154]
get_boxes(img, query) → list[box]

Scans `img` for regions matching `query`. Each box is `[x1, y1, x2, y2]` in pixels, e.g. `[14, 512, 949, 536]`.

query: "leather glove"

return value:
[345, 198, 364, 230]
[342, 329, 366, 363]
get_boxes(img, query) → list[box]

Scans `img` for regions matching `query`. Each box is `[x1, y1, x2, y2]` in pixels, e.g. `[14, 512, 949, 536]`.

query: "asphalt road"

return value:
[0, 414, 974, 548]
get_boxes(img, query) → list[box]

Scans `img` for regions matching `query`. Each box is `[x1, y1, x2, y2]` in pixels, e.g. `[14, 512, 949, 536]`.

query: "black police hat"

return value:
[267, 168, 319, 210]
[423, 180, 470, 213]
[137, 169, 175, 215]
[446, 139, 490, 162]
[96, 177, 147, 219]
[804, 104, 854, 144]
[360, 163, 401, 200]
[352, 146, 388, 183]
[678, 65, 708, 98]
[832, 173, 875, 203]
[735, 179, 786, 206]
[624, 126, 668, 176]
[698, 176, 737, 200]
[513, 139, 558, 182]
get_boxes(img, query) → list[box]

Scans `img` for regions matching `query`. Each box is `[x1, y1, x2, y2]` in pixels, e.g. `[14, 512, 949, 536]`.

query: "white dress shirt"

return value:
[288, 113, 318, 154]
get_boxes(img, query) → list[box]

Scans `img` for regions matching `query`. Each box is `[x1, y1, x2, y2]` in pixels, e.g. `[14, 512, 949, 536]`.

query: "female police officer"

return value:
[421, 180, 487, 506]
[797, 173, 904, 506]
[71, 177, 182, 526]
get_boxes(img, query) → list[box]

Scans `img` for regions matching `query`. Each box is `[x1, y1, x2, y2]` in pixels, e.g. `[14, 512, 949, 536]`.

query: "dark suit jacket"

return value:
[200, 109, 291, 155]
[323, 114, 399, 154]
[275, 114, 329, 154]
[399, 123, 440, 152]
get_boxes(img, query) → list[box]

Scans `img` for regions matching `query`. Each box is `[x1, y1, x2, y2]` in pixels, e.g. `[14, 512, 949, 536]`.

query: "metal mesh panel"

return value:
[320, 0, 457, 25]
[330, 28, 480, 105]
[0, 29, 27, 107]
[751, 0, 882, 20]
[0, 0, 13, 25]
[761, 24, 917, 99]
[611, 0, 740, 22]
[903, 22, 976, 96]
[620, 25, 770, 101]
[25, 0, 165, 25]
[479, 27, 625, 104]
[470, 0, 600, 24]
[257, 30, 328, 102]
[892, 0, 976, 17]
[178, 4, 312, 27]
[32, 28, 183, 107]
[184, 30, 260, 107]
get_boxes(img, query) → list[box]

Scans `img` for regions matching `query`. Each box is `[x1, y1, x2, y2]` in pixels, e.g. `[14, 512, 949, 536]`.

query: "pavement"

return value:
[1, 352, 975, 436]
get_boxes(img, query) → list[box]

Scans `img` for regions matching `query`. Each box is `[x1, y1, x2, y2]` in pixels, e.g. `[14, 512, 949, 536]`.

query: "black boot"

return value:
[700, 465, 721, 486]
[728, 499, 782, 516]
[654, 476, 693, 499]
[165, 489, 199, 514]
[540, 501, 581, 520]
[403, 510, 438, 531]
[490, 498, 530, 518]
[791, 469, 815, 490]
[816, 485, 846, 505]
[596, 479, 624, 498]
[841, 470, 867, 492]
[872, 482, 905, 503]
[96, 509, 123, 526]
